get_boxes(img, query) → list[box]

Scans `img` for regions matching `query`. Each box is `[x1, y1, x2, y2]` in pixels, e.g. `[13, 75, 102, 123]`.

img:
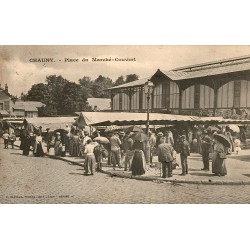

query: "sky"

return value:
[1, 45, 250, 96]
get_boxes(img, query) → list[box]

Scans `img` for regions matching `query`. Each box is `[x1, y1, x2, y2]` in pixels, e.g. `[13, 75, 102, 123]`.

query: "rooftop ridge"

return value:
[172, 54, 250, 72]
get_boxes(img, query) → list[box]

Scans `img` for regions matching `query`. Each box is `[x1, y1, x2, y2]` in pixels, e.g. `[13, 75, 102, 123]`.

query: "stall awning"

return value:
[25, 117, 77, 131]
[75, 112, 202, 126]
[75, 112, 250, 127]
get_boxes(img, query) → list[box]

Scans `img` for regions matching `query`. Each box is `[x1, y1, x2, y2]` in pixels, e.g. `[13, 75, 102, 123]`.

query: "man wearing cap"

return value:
[157, 137, 174, 178]
[179, 135, 190, 175]
[156, 132, 164, 148]
[110, 131, 122, 169]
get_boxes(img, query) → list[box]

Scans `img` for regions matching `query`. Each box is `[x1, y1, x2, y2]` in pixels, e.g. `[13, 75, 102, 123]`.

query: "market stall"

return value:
[25, 117, 77, 131]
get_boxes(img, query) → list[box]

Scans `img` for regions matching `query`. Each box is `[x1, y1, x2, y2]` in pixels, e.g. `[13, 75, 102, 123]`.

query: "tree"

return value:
[45, 75, 70, 114]
[26, 83, 50, 103]
[114, 75, 125, 86]
[92, 75, 113, 98]
[61, 82, 90, 115]
[10, 95, 18, 104]
[125, 74, 139, 83]
[78, 76, 93, 97]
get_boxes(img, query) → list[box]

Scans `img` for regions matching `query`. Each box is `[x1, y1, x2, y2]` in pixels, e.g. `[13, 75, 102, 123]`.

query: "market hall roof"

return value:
[108, 54, 250, 90]
[161, 54, 250, 80]
[107, 77, 151, 90]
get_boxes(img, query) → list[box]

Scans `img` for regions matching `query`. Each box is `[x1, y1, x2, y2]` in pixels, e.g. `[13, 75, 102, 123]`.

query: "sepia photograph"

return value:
[1, 45, 250, 204]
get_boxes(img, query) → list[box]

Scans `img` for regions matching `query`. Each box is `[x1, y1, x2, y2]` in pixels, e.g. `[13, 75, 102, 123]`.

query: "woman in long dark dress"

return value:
[33, 132, 44, 157]
[131, 140, 146, 176]
[54, 132, 62, 156]
[213, 138, 227, 176]
[23, 131, 31, 156]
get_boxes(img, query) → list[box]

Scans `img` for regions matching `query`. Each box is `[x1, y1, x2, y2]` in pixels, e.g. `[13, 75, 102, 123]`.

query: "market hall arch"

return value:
[181, 84, 214, 110]
[216, 79, 250, 109]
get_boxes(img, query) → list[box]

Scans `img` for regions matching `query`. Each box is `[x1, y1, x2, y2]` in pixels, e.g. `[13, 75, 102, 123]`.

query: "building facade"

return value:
[0, 84, 14, 118]
[12, 101, 45, 118]
[109, 55, 250, 118]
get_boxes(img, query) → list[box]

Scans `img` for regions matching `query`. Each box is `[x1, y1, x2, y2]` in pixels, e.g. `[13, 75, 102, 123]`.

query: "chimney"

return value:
[5, 83, 8, 93]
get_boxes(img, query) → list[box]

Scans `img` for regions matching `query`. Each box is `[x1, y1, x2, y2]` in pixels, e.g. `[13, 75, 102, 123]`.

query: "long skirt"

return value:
[212, 151, 217, 173]
[69, 139, 73, 155]
[23, 139, 31, 156]
[34, 142, 44, 157]
[84, 154, 96, 175]
[131, 150, 146, 176]
[71, 142, 80, 157]
[54, 141, 62, 156]
[125, 150, 134, 170]
[213, 152, 227, 176]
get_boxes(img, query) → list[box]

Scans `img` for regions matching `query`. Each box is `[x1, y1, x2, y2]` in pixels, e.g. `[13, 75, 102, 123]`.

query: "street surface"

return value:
[1, 139, 250, 204]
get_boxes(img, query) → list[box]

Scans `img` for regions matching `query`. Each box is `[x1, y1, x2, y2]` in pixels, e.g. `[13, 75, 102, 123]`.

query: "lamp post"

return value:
[144, 80, 154, 164]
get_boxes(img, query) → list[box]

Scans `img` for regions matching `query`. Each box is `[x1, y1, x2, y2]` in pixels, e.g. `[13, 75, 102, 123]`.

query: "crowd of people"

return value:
[2, 120, 248, 178]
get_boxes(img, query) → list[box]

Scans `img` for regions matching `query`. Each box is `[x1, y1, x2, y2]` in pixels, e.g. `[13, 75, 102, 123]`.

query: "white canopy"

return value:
[25, 117, 77, 131]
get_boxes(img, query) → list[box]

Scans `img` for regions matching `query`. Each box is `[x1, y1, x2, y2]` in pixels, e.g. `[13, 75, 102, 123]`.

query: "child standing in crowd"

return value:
[234, 138, 241, 154]
[2, 130, 10, 149]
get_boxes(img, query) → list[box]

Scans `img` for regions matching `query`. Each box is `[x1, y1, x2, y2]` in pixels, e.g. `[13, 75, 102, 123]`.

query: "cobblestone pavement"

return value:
[1, 139, 250, 204]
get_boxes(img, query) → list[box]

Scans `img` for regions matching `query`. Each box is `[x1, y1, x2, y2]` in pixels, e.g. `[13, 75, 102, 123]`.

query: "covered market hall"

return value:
[108, 54, 250, 118]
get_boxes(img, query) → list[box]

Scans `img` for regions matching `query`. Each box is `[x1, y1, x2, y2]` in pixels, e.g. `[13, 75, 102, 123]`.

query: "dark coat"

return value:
[180, 140, 190, 157]
[157, 143, 174, 163]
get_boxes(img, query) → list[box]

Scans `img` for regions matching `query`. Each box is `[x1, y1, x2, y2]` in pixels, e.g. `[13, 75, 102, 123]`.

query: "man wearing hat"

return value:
[83, 131, 91, 146]
[179, 135, 190, 175]
[156, 132, 164, 148]
[157, 137, 174, 178]
[201, 133, 211, 171]
[110, 131, 122, 169]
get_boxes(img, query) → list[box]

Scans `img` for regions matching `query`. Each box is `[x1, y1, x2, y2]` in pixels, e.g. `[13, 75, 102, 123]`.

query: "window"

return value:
[153, 83, 162, 108]
[240, 80, 250, 107]
[199, 85, 214, 108]
[247, 81, 250, 107]
[0, 103, 3, 110]
[217, 81, 234, 108]
[170, 81, 179, 108]
[121, 92, 129, 110]
[26, 111, 38, 118]
[131, 91, 140, 110]
[182, 86, 195, 109]
[113, 93, 120, 110]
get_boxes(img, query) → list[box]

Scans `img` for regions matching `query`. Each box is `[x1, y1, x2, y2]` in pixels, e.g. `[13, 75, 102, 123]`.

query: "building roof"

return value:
[0, 87, 12, 98]
[108, 54, 250, 90]
[107, 77, 151, 90]
[161, 55, 250, 80]
[87, 98, 111, 110]
[13, 101, 45, 112]
[0, 110, 10, 117]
